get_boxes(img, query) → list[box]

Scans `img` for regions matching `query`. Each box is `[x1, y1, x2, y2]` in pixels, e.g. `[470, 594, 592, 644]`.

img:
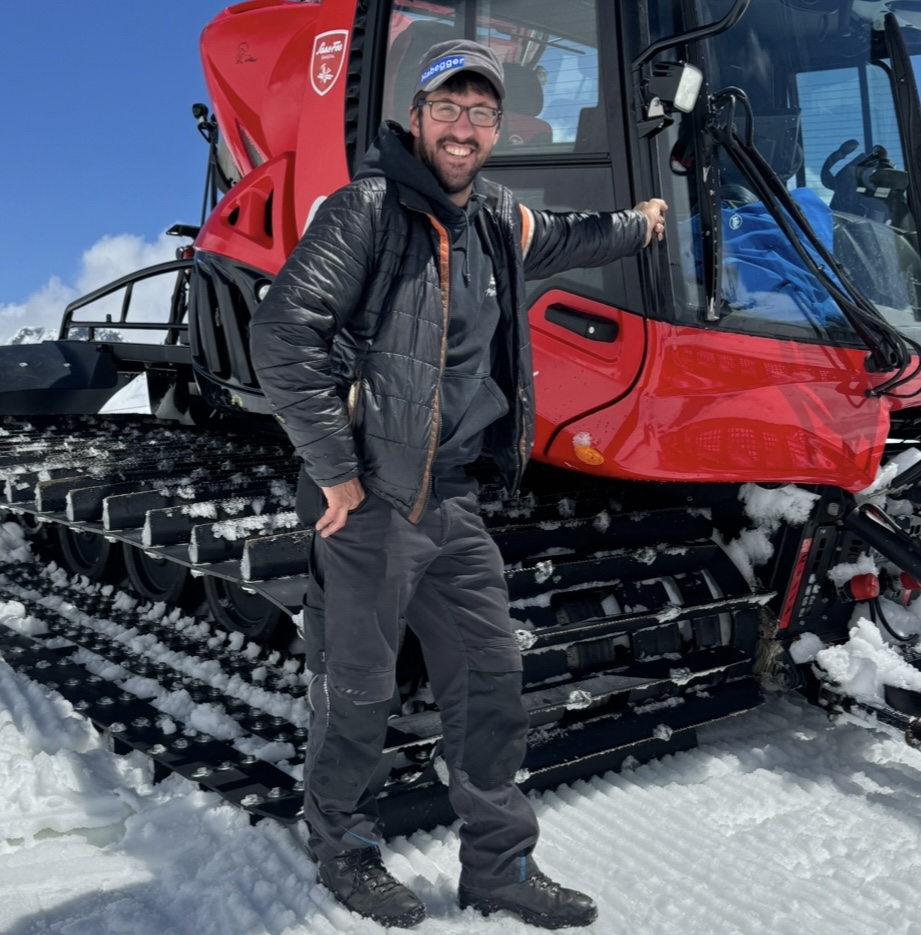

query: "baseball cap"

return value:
[415, 39, 506, 101]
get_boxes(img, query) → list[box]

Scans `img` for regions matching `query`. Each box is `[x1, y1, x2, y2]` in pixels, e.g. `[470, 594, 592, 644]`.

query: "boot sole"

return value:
[362, 905, 426, 929]
[459, 893, 598, 930]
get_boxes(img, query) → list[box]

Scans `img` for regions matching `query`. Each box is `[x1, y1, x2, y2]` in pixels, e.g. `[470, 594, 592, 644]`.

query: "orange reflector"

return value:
[848, 573, 880, 601]
[573, 445, 605, 466]
[900, 572, 921, 591]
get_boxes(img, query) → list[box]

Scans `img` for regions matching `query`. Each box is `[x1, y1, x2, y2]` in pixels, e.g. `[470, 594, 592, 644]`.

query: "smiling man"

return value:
[251, 39, 666, 930]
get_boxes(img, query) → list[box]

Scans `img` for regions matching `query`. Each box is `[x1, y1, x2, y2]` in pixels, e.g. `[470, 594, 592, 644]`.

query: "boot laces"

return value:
[344, 849, 402, 895]
[527, 871, 562, 894]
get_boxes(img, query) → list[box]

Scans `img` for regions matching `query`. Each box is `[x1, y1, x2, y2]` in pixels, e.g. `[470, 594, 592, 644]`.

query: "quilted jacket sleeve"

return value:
[519, 206, 648, 280]
[249, 183, 378, 486]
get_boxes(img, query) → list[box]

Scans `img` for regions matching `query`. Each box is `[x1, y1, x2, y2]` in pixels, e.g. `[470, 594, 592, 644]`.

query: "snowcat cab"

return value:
[187, 0, 921, 484]
[5, 0, 921, 830]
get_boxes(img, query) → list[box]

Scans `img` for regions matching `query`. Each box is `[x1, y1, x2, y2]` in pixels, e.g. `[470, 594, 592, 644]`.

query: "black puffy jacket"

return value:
[250, 123, 647, 521]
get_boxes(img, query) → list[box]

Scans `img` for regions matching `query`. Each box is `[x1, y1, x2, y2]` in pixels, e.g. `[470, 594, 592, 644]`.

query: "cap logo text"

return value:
[421, 55, 465, 85]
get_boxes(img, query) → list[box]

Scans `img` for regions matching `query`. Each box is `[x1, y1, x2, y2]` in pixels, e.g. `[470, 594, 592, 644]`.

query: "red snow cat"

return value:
[3, 0, 921, 834]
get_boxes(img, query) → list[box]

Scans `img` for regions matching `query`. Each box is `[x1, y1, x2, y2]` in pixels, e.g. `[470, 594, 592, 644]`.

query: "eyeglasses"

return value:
[416, 99, 502, 128]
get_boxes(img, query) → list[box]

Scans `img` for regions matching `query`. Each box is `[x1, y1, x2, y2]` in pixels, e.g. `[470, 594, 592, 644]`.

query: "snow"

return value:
[212, 511, 300, 542]
[858, 447, 921, 500]
[827, 553, 880, 587]
[816, 618, 921, 704]
[0, 521, 34, 565]
[790, 631, 825, 664]
[6, 655, 921, 934]
[721, 483, 821, 587]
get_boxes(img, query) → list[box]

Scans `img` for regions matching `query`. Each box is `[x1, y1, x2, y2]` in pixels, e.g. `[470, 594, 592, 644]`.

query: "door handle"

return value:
[544, 304, 619, 342]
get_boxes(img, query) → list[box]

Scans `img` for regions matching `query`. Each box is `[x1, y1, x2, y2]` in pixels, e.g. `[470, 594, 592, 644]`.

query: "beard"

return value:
[415, 133, 487, 196]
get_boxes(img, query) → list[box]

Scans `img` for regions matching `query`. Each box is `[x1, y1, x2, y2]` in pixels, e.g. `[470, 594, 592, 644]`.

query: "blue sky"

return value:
[1, 3, 223, 328]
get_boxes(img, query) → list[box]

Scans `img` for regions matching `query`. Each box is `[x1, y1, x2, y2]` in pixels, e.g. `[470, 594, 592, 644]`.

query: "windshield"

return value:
[656, 0, 921, 346]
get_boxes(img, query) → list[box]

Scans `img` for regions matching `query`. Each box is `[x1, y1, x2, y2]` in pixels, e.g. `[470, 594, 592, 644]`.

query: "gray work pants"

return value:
[301, 483, 540, 887]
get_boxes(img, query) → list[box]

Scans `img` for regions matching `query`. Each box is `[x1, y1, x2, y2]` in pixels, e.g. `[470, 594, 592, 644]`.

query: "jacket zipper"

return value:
[515, 203, 531, 493]
[347, 373, 361, 427]
[408, 211, 451, 523]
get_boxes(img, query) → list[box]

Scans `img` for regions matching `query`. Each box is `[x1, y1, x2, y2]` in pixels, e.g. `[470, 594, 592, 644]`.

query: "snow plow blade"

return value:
[0, 341, 127, 415]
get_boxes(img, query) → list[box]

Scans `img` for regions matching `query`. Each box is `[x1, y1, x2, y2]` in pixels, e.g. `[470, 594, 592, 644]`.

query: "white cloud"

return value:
[76, 233, 180, 295]
[0, 232, 184, 344]
[0, 276, 76, 342]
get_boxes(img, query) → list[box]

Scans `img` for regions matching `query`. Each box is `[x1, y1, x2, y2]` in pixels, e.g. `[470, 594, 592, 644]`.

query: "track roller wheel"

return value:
[203, 575, 287, 646]
[124, 545, 199, 606]
[57, 526, 124, 581]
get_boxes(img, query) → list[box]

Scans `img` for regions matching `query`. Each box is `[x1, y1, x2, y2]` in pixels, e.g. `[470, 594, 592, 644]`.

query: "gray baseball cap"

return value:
[415, 40, 506, 101]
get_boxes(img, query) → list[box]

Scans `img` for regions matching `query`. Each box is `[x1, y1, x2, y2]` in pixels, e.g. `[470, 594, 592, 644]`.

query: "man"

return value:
[251, 39, 666, 930]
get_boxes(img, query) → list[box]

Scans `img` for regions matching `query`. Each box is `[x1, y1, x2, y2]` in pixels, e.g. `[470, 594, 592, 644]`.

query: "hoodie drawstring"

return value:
[462, 212, 471, 286]
[460, 191, 485, 287]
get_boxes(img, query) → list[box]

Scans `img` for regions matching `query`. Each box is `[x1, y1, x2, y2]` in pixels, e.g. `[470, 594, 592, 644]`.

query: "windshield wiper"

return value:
[882, 12, 921, 240]
[707, 88, 921, 397]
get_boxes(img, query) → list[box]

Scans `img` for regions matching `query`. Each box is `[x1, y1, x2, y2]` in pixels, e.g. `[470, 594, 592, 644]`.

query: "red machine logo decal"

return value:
[310, 30, 349, 97]
[236, 42, 256, 64]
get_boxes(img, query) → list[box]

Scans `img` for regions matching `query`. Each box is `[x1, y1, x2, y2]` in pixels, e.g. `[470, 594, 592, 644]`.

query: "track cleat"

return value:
[317, 846, 426, 928]
[458, 869, 598, 930]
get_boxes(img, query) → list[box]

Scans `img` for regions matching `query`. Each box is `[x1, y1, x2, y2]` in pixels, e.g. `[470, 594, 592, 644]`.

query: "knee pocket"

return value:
[327, 662, 395, 705]
[462, 670, 529, 786]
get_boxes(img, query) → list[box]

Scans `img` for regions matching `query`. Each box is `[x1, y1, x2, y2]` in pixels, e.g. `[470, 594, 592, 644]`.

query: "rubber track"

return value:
[0, 561, 307, 823]
[0, 557, 767, 834]
[0, 415, 771, 835]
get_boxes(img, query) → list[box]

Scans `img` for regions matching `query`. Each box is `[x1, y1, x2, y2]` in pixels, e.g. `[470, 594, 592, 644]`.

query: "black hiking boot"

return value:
[458, 869, 598, 930]
[317, 846, 426, 928]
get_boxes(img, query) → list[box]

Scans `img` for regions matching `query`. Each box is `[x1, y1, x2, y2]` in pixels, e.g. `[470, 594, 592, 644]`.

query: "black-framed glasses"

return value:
[415, 99, 502, 128]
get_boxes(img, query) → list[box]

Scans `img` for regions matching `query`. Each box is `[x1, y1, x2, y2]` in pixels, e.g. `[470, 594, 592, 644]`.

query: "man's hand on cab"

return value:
[635, 198, 669, 246]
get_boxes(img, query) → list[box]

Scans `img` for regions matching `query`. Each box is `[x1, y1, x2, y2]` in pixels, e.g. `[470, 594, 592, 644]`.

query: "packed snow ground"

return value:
[4, 651, 921, 935]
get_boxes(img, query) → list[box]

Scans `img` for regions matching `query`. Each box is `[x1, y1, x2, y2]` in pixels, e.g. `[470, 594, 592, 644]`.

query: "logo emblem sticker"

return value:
[236, 42, 256, 64]
[311, 30, 349, 97]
